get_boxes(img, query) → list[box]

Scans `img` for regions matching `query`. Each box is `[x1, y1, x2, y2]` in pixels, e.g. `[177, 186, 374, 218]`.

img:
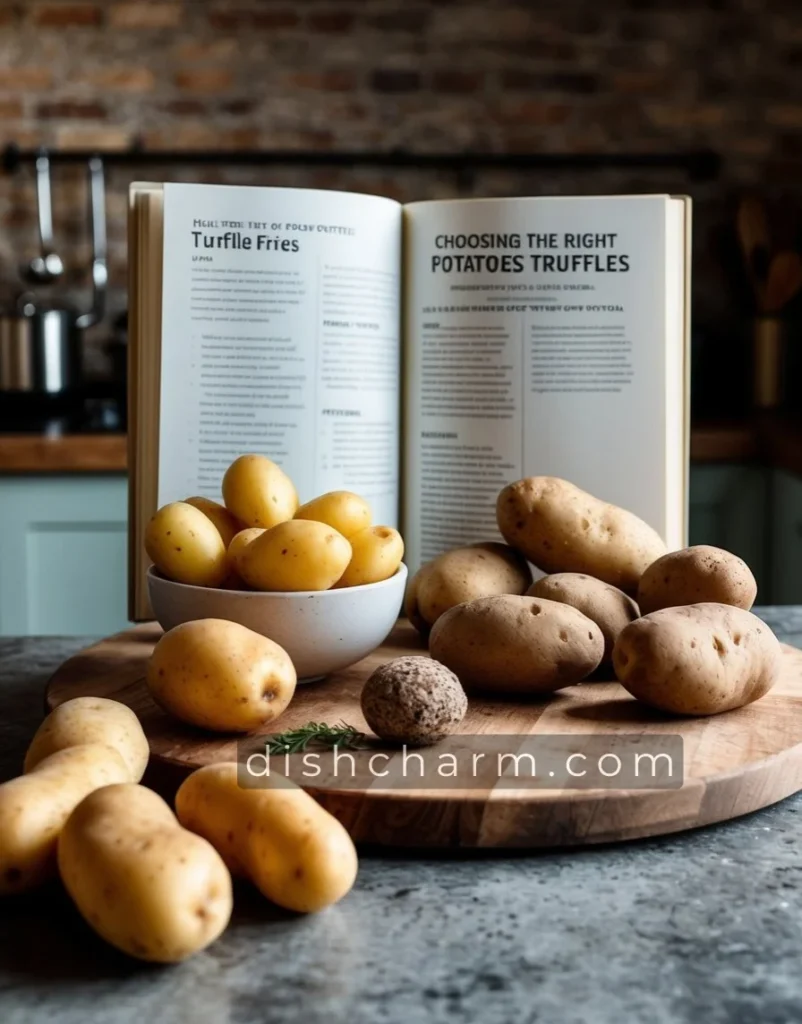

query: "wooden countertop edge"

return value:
[0, 418, 800, 474]
[0, 434, 128, 473]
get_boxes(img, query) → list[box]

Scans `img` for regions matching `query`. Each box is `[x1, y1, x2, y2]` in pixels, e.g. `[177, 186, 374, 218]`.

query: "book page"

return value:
[158, 184, 402, 526]
[403, 195, 684, 570]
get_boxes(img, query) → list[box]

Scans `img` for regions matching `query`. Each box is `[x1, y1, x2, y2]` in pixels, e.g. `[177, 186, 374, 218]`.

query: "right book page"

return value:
[402, 195, 688, 571]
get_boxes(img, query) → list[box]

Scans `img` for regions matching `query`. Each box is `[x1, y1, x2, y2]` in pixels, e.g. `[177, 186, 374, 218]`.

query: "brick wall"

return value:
[0, 0, 800, 399]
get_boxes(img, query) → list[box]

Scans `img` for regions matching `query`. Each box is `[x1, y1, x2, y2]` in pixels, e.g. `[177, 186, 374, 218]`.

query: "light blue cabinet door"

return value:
[689, 465, 769, 598]
[770, 470, 802, 605]
[0, 476, 129, 636]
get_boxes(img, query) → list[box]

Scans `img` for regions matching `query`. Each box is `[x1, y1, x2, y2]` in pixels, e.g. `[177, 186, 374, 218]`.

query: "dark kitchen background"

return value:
[0, 0, 801, 635]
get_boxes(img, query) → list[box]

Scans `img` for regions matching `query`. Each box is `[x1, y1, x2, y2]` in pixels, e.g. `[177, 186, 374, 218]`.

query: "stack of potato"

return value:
[0, 696, 358, 964]
[407, 476, 780, 717]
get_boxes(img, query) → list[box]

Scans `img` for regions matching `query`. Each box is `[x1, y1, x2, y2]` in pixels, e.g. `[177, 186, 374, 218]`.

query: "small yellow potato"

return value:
[408, 542, 532, 633]
[184, 496, 245, 548]
[429, 594, 604, 695]
[527, 573, 640, 664]
[613, 603, 781, 716]
[24, 697, 149, 782]
[497, 476, 667, 593]
[58, 784, 232, 963]
[145, 501, 228, 587]
[336, 525, 404, 588]
[147, 618, 296, 732]
[637, 545, 757, 615]
[294, 490, 372, 538]
[222, 454, 298, 529]
[224, 527, 265, 588]
[238, 520, 352, 592]
[176, 762, 358, 913]
[0, 743, 129, 896]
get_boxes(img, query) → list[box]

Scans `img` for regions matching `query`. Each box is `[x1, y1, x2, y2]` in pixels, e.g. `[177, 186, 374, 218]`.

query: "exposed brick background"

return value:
[0, 0, 800, 404]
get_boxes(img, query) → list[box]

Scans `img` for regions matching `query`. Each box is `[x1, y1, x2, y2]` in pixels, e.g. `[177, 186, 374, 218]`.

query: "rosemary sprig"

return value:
[265, 721, 367, 755]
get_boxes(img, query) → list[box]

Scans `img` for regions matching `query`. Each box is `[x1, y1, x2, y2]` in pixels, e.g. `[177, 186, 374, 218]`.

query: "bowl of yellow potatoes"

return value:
[144, 455, 407, 681]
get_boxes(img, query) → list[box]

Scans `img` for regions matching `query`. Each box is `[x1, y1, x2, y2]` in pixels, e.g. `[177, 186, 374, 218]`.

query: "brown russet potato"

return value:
[407, 542, 532, 635]
[428, 594, 604, 695]
[527, 573, 640, 664]
[496, 476, 667, 593]
[613, 603, 781, 716]
[637, 545, 757, 615]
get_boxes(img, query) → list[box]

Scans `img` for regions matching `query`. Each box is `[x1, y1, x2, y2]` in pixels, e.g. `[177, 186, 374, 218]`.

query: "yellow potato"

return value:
[24, 697, 149, 782]
[497, 476, 667, 593]
[222, 454, 298, 529]
[145, 501, 228, 587]
[0, 743, 129, 896]
[238, 520, 352, 592]
[336, 525, 404, 588]
[184, 496, 245, 548]
[295, 490, 372, 538]
[146, 618, 297, 732]
[176, 762, 358, 913]
[224, 527, 265, 588]
[58, 784, 232, 963]
[614, 603, 780, 716]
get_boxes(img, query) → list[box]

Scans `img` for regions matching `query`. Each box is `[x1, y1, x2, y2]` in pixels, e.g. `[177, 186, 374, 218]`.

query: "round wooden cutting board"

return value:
[46, 622, 802, 849]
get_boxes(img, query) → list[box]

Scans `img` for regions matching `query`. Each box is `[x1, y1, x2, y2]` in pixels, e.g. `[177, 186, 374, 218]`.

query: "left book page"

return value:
[158, 183, 403, 522]
[130, 182, 402, 619]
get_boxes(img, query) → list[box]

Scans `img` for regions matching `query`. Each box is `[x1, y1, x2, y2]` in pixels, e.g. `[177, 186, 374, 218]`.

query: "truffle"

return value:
[360, 656, 468, 747]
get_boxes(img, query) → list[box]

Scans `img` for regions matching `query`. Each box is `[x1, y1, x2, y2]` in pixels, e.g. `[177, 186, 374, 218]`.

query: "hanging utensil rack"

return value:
[2, 143, 721, 181]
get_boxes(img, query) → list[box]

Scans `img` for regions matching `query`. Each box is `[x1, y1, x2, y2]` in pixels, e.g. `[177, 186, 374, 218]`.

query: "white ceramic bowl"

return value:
[146, 564, 408, 682]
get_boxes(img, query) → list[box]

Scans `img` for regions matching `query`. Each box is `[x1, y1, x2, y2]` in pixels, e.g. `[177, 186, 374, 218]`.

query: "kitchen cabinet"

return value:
[0, 475, 128, 637]
[688, 464, 769, 596]
[770, 470, 802, 605]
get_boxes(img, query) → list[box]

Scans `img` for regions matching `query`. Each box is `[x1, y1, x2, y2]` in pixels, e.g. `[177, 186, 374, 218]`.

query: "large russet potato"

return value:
[527, 573, 640, 664]
[238, 519, 352, 591]
[222, 454, 298, 529]
[58, 784, 232, 962]
[613, 603, 781, 716]
[496, 476, 667, 593]
[0, 743, 129, 896]
[24, 697, 149, 781]
[176, 762, 358, 913]
[145, 501, 228, 587]
[428, 594, 604, 695]
[637, 545, 757, 615]
[407, 542, 532, 634]
[146, 618, 296, 732]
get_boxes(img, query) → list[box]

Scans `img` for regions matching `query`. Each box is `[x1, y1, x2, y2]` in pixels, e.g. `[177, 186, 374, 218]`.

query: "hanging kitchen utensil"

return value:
[20, 148, 64, 285]
[0, 157, 108, 394]
[76, 156, 107, 330]
[737, 196, 771, 305]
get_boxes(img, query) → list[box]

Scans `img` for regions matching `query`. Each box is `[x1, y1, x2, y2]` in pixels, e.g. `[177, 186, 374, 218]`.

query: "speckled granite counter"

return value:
[2, 610, 802, 1024]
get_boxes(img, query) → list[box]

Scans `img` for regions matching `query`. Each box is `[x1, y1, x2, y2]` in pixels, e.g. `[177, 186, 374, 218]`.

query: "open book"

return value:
[128, 184, 690, 620]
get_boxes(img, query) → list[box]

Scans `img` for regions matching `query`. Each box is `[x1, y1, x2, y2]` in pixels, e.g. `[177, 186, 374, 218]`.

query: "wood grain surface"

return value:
[45, 620, 802, 849]
[0, 434, 127, 473]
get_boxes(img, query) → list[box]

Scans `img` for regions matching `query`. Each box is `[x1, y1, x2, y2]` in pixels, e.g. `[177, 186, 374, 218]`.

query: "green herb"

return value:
[265, 721, 367, 755]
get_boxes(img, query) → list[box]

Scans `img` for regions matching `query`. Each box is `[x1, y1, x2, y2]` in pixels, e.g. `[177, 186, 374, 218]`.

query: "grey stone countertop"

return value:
[2, 609, 802, 1024]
